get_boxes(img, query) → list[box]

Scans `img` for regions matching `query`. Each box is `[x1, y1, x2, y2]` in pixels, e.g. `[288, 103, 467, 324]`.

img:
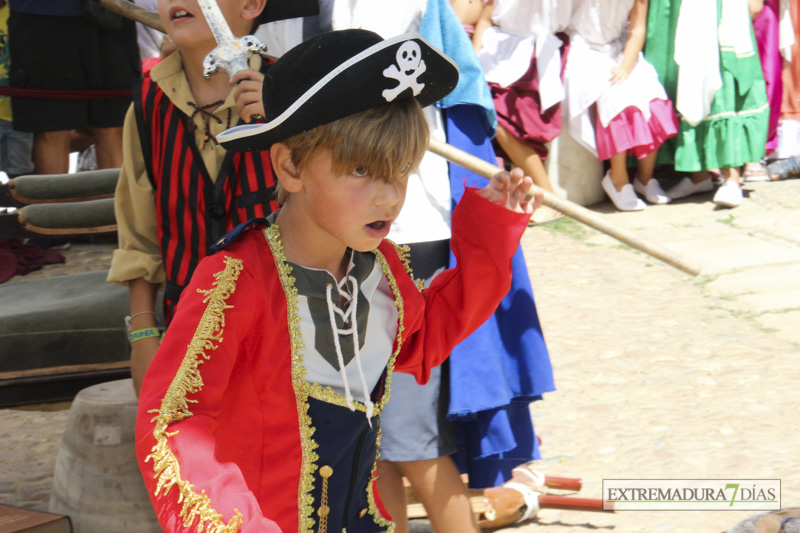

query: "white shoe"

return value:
[712, 180, 743, 208]
[633, 178, 671, 204]
[602, 173, 646, 211]
[666, 176, 714, 200]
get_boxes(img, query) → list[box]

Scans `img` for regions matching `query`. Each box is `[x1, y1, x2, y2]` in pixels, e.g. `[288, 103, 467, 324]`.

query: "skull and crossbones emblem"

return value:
[382, 41, 427, 102]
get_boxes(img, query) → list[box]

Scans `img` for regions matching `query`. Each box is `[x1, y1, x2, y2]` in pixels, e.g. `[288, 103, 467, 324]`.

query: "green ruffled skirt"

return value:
[644, 0, 769, 171]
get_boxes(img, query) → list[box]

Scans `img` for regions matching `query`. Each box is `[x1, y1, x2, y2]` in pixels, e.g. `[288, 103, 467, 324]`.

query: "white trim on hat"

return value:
[217, 32, 457, 146]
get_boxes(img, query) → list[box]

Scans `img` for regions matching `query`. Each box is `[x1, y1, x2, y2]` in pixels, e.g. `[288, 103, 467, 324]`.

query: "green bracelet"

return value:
[130, 327, 161, 343]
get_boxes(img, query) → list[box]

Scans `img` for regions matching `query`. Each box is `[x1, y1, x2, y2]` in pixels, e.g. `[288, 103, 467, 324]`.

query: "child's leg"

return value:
[89, 125, 124, 170]
[495, 125, 562, 224]
[722, 166, 742, 185]
[377, 347, 467, 531]
[494, 125, 553, 193]
[384, 456, 480, 533]
[635, 151, 658, 184]
[32, 130, 71, 175]
[607, 152, 630, 191]
[376, 461, 409, 533]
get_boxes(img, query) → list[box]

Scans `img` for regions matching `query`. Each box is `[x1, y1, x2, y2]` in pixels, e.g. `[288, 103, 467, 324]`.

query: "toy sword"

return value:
[196, 0, 266, 78]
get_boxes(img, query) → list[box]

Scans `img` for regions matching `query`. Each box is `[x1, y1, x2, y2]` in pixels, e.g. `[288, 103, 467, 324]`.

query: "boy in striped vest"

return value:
[107, 0, 317, 395]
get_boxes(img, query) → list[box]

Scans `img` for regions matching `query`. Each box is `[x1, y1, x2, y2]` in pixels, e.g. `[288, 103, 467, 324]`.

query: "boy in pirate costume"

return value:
[135, 29, 541, 533]
[106, 0, 317, 394]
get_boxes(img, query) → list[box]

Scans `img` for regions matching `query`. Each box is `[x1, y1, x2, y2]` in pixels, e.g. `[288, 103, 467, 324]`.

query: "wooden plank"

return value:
[0, 366, 131, 408]
[0, 361, 130, 381]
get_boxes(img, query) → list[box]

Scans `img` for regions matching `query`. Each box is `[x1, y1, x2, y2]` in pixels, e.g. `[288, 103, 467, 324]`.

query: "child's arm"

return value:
[611, 0, 648, 84]
[230, 69, 266, 123]
[128, 277, 160, 396]
[136, 252, 282, 533]
[108, 105, 164, 395]
[472, 0, 495, 54]
[394, 169, 542, 382]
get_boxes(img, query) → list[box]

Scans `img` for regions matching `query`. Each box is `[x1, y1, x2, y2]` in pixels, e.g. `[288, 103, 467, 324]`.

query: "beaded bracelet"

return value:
[124, 311, 159, 334]
[129, 327, 161, 343]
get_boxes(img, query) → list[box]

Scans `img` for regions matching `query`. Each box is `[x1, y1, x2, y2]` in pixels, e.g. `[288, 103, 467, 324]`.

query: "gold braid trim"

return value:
[262, 226, 408, 531]
[370, 249, 405, 414]
[388, 239, 424, 292]
[264, 225, 319, 533]
[366, 431, 395, 530]
[145, 256, 245, 533]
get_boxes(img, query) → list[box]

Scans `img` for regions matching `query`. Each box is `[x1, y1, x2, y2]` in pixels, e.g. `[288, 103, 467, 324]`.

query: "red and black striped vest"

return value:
[134, 72, 279, 324]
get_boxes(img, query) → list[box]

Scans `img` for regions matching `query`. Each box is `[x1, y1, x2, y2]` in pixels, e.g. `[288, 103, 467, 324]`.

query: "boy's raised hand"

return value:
[231, 69, 266, 123]
[477, 167, 542, 214]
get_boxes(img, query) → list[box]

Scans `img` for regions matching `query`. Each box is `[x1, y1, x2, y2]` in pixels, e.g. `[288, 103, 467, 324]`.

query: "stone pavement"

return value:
[501, 177, 800, 533]
[1, 178, 799, 532]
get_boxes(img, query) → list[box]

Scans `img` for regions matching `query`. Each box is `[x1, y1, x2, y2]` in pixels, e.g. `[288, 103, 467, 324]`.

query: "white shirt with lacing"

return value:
[290, 250, 398, 422]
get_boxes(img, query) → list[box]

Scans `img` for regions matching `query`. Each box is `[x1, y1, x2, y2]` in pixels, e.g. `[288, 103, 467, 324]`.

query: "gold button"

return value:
[320, 465, 333, 478]
[318, 505, 330, 517]
[359, 508, 368, 518]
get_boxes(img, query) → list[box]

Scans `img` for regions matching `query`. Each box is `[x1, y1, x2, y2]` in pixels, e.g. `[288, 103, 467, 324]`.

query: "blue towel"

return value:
[444, 104, 556, 488]
[419, 0, 497, 136]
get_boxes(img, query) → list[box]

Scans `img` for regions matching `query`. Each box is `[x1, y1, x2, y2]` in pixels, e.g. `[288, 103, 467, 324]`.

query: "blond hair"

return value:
[274, 99, 429, 203]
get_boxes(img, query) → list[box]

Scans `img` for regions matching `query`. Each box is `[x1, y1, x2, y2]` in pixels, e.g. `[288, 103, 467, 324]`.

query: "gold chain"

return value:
[318, 465, 333, 533]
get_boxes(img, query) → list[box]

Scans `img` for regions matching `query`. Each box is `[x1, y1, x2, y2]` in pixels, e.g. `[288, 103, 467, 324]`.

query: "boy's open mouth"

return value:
[367, 221, 387, 230]
[170, 8, 193, 20]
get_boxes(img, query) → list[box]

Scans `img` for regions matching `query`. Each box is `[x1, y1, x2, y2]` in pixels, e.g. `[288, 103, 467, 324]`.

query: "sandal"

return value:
[743, 162, 769, 182]
[479, 482, 540, 528]
[765, 156, 800, 181]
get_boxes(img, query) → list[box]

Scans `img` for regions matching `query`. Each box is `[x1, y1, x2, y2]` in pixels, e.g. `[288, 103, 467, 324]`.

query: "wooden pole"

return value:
[98, 0, 165, 33]
[428, 139, 701, 277]
[543, 476, 583, 492]
[95, 0, 702, 277]
[538, 494, 613, 513]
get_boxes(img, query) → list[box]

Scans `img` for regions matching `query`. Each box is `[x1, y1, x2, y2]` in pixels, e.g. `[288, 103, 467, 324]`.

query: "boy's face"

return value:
[157, 0, 260, 51]
[290, 149, 408, 254]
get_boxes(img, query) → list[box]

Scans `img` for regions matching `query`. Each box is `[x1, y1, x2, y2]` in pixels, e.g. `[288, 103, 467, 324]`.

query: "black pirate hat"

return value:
[259, 0, 318, 24]
[218, 29, 459, 152]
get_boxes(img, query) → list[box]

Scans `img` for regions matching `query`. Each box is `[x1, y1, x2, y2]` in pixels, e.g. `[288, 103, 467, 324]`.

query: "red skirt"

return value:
[490, 33, 570, 161]
[595, 98, 679, 161]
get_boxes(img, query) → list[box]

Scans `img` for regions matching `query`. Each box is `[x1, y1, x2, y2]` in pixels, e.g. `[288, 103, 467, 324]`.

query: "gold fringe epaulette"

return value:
[145, 256, 244, 533]
[388, 240, 424, 292]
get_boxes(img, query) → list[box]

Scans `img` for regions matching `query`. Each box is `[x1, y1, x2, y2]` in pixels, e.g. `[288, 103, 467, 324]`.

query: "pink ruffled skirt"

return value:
[595, 98, 679, 161]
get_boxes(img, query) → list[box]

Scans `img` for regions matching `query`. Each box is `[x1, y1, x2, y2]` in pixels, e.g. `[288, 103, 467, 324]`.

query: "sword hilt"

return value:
[203, 35, 266, 78]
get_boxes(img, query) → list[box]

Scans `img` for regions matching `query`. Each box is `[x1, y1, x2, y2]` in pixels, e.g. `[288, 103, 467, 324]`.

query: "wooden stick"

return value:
[543, 476, 583, 492]
[538, 494, 613, 513]
[98, 0, 165, 32]
[96, 0, 701, 277]
[429, 139, 701, 277]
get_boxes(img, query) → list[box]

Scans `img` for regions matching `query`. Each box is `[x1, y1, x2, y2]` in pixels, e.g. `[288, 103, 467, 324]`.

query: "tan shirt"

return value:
[107, 51, 261, 286]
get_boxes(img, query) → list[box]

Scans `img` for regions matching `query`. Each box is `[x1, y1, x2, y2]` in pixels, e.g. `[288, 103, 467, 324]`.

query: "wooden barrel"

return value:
[48, 379, 160, 532]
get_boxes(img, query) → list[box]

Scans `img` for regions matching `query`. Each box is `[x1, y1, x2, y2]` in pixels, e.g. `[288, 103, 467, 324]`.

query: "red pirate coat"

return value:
[135, 190, 530, 532]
